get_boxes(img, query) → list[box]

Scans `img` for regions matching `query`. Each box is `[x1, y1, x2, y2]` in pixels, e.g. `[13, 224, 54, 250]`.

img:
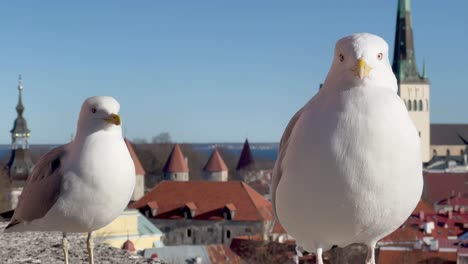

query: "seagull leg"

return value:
[87, 231, 94, 264]
[365, 243, 376, 264]
[62, 232, 69, 264]
[316, 247, 324, 264]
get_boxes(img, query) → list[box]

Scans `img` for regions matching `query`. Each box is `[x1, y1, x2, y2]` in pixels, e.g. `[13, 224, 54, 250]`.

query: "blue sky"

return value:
[0, 1, 467, 144]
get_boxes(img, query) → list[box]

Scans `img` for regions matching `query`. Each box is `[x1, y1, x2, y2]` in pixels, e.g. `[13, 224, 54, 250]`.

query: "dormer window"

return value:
[224, 203, 236, 220]
[183, 202, 197, 219]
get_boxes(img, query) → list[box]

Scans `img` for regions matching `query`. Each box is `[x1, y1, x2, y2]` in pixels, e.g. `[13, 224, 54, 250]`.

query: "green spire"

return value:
[422, 59, 427, 79]
[392, 0, 424, 83]
[398, 0, 411, 18]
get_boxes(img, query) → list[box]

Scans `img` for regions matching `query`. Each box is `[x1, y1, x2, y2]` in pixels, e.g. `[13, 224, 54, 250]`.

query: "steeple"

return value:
[7, 75, 35, 184]
[236, 139, 255, 171]
[392, 0, 425, 83]
[10, 75, 31, 146]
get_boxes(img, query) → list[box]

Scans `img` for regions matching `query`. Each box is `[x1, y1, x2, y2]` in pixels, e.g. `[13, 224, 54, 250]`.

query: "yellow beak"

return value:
[352, 57, 373, 79]
[104, 114, 121, 126]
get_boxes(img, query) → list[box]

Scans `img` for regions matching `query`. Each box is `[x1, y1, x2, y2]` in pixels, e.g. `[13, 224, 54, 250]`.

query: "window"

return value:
[418, 100, 423, 111]
[446, 149, 451, 156]
[413, 100, 417, 111]
[461, 150, 465, 156]
[245, 228, 252, 233]
[187, 229, 192, 237]
[418, 131, 421, 137]
[407, 100, 412, 111]
[432, 149, 437, 157]
[226, 230, 231, 239]
[207, 227, 214, 233]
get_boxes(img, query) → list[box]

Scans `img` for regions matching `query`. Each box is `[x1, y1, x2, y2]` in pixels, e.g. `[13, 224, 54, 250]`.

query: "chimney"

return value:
[448, 210, 453, 220]
[430, 239, 439, 251]
[424, 221, 435, 234]
[419, 211, 425, 221]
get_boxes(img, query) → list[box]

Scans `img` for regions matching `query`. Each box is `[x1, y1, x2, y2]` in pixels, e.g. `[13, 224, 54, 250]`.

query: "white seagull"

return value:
[272, 33, 423, 264]
[4, 96, 136, 264]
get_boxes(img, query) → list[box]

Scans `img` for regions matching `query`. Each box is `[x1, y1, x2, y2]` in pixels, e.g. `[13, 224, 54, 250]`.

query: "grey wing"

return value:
[272, 107, 304, 218]
[6, 144, 69, 229]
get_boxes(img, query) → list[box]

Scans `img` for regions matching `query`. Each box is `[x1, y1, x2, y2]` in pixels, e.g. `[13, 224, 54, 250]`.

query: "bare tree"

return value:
[152, 132, 172, 144]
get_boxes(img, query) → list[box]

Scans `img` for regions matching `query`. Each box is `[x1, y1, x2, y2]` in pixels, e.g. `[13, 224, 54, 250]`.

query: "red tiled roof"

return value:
[236, 139, 255, 171]
[413, 199, 436, 214]
[206, 244, 245, 264]
[382, 211, 468, 242]
[436, 194, 468, 207]
[147, 201, 158, 209]
[129, 181, 274, 221]
[225, 203, 237, 211]
[124, 138, 146, 175]
[185, 202, 197, 210]
[203, 148, 228, 172]
[423, 172, 468, 203]
[163, 144, 189, 173]
[272, 219, 286, 234]
[378, 249, 457, 264]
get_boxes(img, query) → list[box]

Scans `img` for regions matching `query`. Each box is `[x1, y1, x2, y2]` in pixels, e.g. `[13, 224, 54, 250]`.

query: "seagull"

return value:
[272, 33, 423, 264]
[4, 96, 136, 264]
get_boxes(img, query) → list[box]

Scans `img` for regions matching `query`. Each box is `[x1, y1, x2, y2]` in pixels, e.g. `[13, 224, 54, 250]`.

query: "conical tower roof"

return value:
[204, 148, 228, 172]
[11, 75, 30, 135]
[236, 139, 255, 171]
[163, 144, 189, 173]
[392, 0, 426, 83]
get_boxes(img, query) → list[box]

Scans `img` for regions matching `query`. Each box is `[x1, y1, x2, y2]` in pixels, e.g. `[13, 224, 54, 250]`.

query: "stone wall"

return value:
[151, 219, 264, 245]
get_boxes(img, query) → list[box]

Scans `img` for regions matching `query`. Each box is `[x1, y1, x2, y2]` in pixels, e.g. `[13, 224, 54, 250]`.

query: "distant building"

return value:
[4, 75, 35, 210]
[130, 181, 288, 246]
[203, 148, 228, 181]
[163, 144, 189, 181]
[379, 200, 468, 264]
[235, 139, 257, 182]
[434, 193, 468, 213]
[422, 172, 468, 203]
[426, 124, 468, 171]
[392, 0, 430, 162]
[94, 209, 164, 251]
[124, 138, 146, 201]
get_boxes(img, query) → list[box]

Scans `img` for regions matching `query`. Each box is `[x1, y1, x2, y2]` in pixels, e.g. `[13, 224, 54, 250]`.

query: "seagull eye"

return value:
[339, 54, 345, 62]
[91, 108, 97, 114]
[377, 53, 384, 60]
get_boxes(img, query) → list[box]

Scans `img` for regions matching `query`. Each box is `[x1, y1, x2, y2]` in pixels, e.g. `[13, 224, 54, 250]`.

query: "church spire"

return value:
[392, 0, 424, 83]
[16, 75, 25, 116]
[6, 74, 35, 185]
[10, 74, 31, 142]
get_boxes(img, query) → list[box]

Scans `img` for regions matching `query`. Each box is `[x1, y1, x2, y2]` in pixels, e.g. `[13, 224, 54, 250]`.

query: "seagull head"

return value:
[76, 96, 122, 137]
[324, 33, 397, 91]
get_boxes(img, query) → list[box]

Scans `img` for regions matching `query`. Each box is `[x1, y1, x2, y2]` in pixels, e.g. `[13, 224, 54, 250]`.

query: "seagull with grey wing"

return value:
[3, 96, 136, 264]
[272, 33, 423, 264]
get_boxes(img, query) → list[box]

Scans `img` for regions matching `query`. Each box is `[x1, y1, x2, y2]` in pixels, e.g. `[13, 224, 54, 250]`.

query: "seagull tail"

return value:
[4, 218, 22, 232]
[0, 209, 14, 221]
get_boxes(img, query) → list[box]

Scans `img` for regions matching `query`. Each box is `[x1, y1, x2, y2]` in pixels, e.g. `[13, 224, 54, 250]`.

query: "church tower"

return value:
[392, 0, 430, 162]
[163, 144, 189, 181]
[5, 75, 35, 209]
[236, 139, 256, 182]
